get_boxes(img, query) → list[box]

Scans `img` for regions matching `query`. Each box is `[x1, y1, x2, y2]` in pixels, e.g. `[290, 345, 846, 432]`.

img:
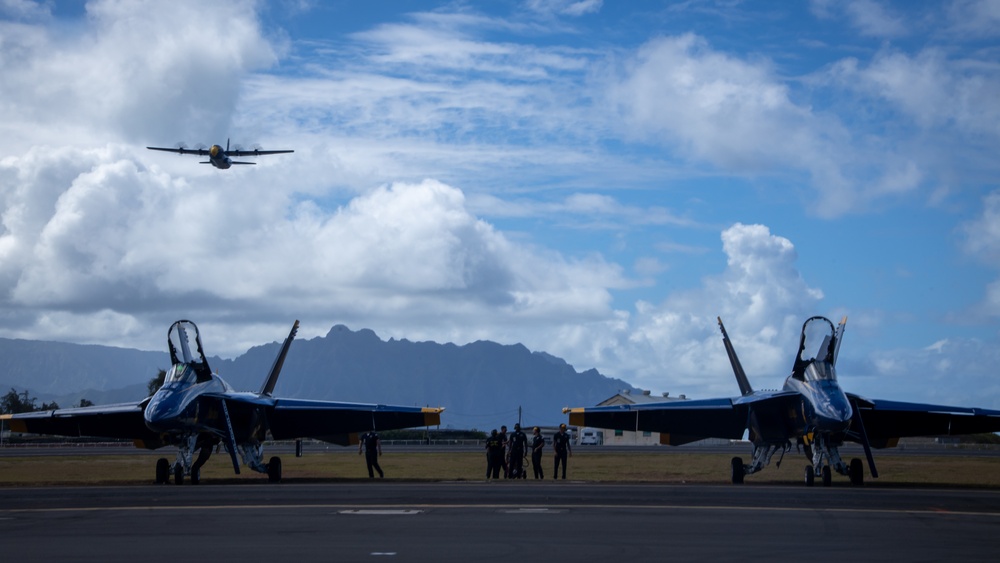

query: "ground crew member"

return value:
[508, 423, 528, 479]
[485, 429, 504, 479]
[552, 423, 572, 479]
[498, 425, 510, 478]
[359, 430, 384, 478]
[530, 426, 545, 479]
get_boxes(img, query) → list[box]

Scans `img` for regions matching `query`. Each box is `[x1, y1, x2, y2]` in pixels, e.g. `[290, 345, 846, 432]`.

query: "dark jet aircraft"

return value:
[147, 139, 293, 169]
[565, 316, 1000, 486]
[0, 320, 443, 484]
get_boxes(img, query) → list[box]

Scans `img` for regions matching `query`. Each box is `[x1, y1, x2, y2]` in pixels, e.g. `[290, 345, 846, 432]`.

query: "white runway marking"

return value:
[339, 509, 422, 515]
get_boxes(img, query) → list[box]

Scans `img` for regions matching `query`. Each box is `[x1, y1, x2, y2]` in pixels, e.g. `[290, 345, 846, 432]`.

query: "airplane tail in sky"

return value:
[259, 320, 300, 396]
[717, 317, 753, 396]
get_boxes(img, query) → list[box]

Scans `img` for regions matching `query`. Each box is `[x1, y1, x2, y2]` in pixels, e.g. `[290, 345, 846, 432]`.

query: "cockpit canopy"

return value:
[792, 316, 838, 381]
[165, 363, 200, 385]
[803, 358, 836, 381]
[167, 320, 213, 383]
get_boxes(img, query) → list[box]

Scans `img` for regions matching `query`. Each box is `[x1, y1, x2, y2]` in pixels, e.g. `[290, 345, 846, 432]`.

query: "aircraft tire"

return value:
[730, 457, 745, 484]
[190, 467, 200, 485]
[267, 456, 282, 483]
[804, 466, 814, 487]
[849, 458, 864, 486]
[155, 458, 170, 484]
[821, 465, 832, 487]
[173, 463, 184, 485]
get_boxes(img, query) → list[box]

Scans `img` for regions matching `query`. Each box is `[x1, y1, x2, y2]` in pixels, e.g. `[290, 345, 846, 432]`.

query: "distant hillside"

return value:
[1, 325, 635, 427]
[0, 337, 168, 400]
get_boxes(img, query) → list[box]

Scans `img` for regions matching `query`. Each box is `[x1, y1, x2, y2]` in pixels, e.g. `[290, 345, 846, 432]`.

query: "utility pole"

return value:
[518, 406, 522, 426]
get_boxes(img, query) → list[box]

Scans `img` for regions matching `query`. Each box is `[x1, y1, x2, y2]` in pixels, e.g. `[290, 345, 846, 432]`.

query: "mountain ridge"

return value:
[1, 324, 635, 427]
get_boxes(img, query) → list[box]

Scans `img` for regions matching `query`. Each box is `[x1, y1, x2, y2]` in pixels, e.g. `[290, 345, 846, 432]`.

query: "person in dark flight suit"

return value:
[485, 429, 504, 479]
[552, 423, 572, 479]
[359, 430, 384, 478]
[498, 425, 509, 478]
[508, 423, 528, 479]
[530, 426, 545, 479]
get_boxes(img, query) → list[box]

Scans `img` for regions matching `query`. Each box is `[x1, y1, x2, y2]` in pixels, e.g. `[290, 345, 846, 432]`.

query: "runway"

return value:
[2, 482, 999, 561]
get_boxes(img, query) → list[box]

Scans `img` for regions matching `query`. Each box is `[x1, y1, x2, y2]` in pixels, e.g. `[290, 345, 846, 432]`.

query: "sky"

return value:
[1, 0, 999, 410]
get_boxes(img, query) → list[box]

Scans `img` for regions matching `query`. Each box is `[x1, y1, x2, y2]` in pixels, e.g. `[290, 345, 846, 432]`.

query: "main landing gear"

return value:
[730, 442, 791, 484]
[267, 456, 282, 483]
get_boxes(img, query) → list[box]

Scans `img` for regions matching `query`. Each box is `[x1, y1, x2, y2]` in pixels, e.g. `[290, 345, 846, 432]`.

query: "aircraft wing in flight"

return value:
[146, 146, 210, 156]
[228, 148, 294, 157]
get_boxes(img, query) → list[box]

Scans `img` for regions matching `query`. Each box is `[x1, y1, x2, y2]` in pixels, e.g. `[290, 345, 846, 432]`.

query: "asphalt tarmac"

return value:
[2, 481, 999, 561]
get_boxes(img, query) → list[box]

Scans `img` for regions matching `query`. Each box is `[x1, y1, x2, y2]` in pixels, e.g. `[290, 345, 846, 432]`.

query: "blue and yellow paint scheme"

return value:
[565, 316, 1000, 486]
[1, 320, 442, 484]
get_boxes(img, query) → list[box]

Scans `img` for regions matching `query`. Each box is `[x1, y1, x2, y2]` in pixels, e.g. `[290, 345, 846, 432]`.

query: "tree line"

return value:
[0, 388, 93, 414]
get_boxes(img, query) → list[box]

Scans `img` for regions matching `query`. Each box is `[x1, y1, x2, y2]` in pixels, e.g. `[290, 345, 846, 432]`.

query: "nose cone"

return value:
[813, 383, 853, 432]
[144, 390, 189, 432]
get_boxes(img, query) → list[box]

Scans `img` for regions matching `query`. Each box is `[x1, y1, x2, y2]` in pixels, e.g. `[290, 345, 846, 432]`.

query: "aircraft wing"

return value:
[566, 391, 802, 445]
[568, 397, 742, 445]
[848, 395, 1000, 448]
[229, 149, 294, 157]
[0, 401, 166, 447]
[146, 146, 210, 156]
[263, 398, 442, 445]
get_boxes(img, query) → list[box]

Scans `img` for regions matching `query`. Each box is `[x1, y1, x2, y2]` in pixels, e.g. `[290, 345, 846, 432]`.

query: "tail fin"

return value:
[717, 317, 753, 396]
[259, 320, 300, 396]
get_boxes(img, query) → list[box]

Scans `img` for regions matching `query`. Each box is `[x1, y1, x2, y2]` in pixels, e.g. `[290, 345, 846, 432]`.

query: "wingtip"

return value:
[566, 409, 586, 427]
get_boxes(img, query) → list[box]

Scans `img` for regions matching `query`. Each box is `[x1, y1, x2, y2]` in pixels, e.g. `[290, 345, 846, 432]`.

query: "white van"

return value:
[579, 428, 601, 445]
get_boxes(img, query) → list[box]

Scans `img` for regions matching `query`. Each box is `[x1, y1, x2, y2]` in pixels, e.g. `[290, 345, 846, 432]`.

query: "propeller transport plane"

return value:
[0, 320, 443, 484]
[147, 139, 293, 169]
[566, 316, 1000, 486]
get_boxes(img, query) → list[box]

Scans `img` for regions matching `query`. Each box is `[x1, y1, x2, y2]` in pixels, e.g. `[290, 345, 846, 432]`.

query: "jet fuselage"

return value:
[782, 316, 853, 436]
[783, 376, 853, 436]
[144, 369, 228, 433]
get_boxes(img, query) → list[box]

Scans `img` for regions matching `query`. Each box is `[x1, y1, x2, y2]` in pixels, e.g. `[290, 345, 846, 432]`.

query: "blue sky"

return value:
[1, 0, 999, 411]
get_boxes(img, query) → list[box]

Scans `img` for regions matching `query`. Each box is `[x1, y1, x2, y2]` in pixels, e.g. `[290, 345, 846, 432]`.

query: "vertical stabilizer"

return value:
[718, 317, 754, 396]
[259, 320, 300, 396]
[833, 316, 847, 365]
